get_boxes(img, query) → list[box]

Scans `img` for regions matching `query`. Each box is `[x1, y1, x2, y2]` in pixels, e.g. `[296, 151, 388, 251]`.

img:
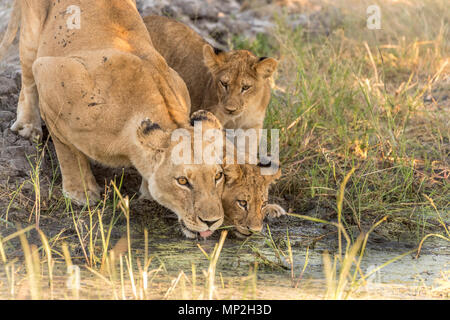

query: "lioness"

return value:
[143, 15, 278, 131]
[223, 162, 286, 238]
[1, 0, 226, 238]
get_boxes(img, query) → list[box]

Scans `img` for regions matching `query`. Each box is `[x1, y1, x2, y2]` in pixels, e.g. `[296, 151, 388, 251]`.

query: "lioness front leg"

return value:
[11, 81, 42, 140]
[52, 136, 101, 206]
[11, 6, 43, 141]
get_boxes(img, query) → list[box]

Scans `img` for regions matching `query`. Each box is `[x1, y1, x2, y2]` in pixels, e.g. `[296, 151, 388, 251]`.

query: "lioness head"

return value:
[137, 111, 226, 239]
[203, 45, 278, 124]
[223, 161, 285, 238]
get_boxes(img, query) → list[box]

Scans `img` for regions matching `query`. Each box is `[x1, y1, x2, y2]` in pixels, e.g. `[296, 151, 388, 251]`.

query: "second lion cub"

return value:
[144, 15, 278, 131]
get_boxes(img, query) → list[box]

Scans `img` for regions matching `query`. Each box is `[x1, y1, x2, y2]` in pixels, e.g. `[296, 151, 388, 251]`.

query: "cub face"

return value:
[223, 162, 285, 238]
[203, 45, 278, 126]
[138, 111, 226, 239]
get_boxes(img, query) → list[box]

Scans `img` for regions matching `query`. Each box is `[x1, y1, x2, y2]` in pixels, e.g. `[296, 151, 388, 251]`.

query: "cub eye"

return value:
[176, 177, 189, 186]
[242, 85, 251, 92]
[237, 200, 248, 209]
[215, 172, 223, 181]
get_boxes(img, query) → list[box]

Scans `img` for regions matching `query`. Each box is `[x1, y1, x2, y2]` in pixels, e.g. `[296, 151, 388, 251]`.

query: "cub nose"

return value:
[247, 224, 263, 233]
[225, 106, 238, 114]
[199, 217, 221, 229]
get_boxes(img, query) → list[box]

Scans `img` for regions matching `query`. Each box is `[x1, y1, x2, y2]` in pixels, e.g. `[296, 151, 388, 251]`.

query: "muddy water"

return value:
[0, 211, 448, 299]
[144, 223, 449, 286]
[114, 214, 449, 299]
[125, 221, 450, 299]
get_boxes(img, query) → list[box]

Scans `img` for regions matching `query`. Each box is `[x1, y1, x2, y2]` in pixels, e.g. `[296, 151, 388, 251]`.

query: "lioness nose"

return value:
[199, 217, 221, 229]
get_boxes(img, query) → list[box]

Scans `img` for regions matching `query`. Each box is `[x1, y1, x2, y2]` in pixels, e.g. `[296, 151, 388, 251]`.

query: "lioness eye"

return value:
[215, 172, 223, 181]
[238, 200, 248, 209]
[176, 177, 189, 186]
[242, 85, 251, 92]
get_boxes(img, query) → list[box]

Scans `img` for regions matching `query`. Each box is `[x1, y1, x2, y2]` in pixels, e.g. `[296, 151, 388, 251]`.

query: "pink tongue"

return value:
[199, 230, 213, 238]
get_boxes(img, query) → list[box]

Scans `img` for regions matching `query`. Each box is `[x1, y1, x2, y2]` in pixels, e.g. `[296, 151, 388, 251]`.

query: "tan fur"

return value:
[143, 15, 283, 233]
[223, 163, 286, 237]
[1, 0, 226, 238]
[143, 15, 278, 131]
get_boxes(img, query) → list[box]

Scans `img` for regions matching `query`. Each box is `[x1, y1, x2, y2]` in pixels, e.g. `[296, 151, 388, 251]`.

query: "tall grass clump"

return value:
[233, 0, 449, 239]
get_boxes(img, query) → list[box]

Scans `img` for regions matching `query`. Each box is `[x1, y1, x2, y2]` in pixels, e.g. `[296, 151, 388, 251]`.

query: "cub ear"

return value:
[137, 118, 170, 151]
[255, 57, 278, 79]
[203, 44, 224, 73]
[190, 110, 223, 131]
[258, 158, 281, 182]
[224, 164, 243, 185]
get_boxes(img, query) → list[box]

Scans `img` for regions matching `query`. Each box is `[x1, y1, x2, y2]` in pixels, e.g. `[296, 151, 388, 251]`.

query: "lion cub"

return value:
[224, 162, 286, 238]
[143, 15, 278, 131]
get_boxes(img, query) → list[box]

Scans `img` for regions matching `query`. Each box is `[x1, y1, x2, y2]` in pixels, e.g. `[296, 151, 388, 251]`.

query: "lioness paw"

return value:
[11, 119, 42, 141]
[63, 188, 101, 207]
[264, 204, 286, 219]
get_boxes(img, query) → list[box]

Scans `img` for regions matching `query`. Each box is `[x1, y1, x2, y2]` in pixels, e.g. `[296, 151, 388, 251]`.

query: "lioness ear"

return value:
[190, 110, 223, 131]
[203, 44, 224, 73]
[255, 57, 278, 79]
[224, 164, 243, 185]
[137, 118, 170, 151]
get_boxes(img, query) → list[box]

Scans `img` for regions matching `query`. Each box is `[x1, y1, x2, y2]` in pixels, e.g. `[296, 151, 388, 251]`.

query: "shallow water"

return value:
[126, 219, 450, 296]
[144, 224, 449, 287]
[0, 217, 448, 300]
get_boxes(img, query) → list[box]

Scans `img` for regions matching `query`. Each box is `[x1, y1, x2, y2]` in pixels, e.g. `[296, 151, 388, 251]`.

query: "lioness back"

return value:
[144, 15, 278, 131]
[143, 15, 211, 113]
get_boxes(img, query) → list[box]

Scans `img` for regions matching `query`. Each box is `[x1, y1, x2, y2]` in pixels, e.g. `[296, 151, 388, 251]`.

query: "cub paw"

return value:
[264, 204, 287, 219]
